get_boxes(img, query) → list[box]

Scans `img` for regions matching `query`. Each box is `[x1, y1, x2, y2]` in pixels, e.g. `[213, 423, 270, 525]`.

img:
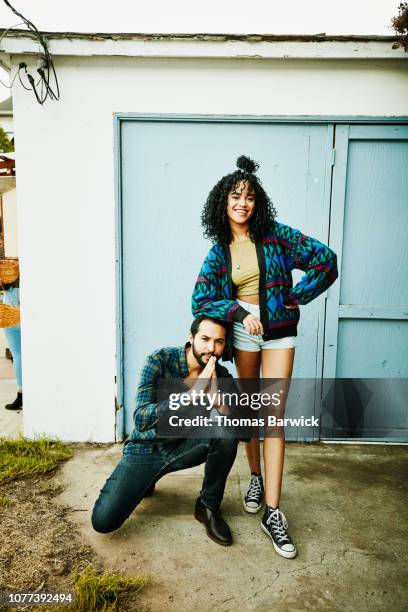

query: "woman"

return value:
[2, 274, 22, 410]
[192, 155, 338, 558]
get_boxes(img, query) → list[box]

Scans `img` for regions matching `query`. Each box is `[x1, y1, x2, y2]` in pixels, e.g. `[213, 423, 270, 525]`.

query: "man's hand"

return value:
[187, 355, 217, 398]
[209, 368, 231, 416]
[197, 355, 217, 380]
[284, 305, 298, 310]
[209, 367, 218, 404]
[243, 314, 263, 336]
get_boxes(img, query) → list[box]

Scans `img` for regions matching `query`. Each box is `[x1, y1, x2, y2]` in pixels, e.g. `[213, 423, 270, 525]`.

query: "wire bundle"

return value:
[2, 0, 60, 104]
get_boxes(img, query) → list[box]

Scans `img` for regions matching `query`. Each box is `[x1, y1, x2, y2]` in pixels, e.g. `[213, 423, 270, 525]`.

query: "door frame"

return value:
[113, 114, 408, 441]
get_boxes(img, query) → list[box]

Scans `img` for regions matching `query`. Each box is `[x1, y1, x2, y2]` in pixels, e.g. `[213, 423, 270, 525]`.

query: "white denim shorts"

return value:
[233, 299, 297, 352]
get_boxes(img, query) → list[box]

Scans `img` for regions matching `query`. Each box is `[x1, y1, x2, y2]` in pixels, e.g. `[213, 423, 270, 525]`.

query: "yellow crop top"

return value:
[230, 239, 260, 297]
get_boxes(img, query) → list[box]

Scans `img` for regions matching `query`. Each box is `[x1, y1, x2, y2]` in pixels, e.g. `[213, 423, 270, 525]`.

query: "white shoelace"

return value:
[266, 508, 291, 544]
[247, 475, 263, 500]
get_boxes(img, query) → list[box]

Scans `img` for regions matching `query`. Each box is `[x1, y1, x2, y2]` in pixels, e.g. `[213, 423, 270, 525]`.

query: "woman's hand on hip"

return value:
[243, 314, 264, 336]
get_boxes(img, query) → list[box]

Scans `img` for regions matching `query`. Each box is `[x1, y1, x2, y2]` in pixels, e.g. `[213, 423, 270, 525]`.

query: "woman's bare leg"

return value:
[234, 349, 261, 474]
[261, 348, 295, 508]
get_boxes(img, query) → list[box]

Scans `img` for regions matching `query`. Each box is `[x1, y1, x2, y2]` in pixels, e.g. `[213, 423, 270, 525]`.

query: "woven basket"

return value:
[0, 304, 20, 328]
[0, 259, 19, 284]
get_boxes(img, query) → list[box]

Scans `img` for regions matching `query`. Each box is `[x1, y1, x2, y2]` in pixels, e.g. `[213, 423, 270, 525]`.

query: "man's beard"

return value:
[192, 339, 214, 369]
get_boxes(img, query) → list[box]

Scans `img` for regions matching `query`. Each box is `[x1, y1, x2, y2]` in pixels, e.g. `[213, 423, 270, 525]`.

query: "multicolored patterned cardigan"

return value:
[191, 221, 338, 360]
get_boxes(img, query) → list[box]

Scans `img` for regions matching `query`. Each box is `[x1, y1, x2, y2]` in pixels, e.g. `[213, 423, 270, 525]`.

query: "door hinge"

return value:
[331, 148, 336, 166]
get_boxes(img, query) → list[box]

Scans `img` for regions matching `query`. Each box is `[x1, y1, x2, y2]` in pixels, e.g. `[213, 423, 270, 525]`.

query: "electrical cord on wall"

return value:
[1, 0, 60, 104]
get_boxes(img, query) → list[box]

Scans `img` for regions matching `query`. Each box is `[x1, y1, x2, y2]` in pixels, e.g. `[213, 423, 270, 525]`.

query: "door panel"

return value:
[337, 319, 408, 378]
[340, 140, 408, 307]
[323, 125, 408, 440]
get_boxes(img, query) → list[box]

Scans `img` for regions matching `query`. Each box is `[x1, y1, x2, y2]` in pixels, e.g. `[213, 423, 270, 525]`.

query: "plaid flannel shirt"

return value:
[128, 344, 235, 453]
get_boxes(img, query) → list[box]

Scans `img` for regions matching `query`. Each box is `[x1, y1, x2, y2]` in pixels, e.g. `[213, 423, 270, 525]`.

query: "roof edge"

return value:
[0, 28, 399, 43]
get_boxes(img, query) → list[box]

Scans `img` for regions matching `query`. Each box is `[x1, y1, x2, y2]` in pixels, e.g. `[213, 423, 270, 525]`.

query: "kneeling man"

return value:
[92, 316, 238, 546]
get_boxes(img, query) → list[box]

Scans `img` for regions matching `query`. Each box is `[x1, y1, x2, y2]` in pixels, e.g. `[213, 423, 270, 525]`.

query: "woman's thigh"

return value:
[261, 347, 295, 379]
[234, 349, 261, 378]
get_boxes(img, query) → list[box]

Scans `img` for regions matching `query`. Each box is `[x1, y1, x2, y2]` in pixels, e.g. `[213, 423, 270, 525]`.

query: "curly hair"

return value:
[201, 155, 278, 245]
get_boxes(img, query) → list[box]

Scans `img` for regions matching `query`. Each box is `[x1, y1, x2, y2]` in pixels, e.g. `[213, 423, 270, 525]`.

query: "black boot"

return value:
[5, 392, 23, 411]
[194, 497, 232, 546]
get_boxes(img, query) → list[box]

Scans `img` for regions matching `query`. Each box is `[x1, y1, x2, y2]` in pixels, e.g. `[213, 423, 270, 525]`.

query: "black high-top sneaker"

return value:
[243, 473, 264, 513]
[5, 392, 23, 411]
[261, 505, 297, 558]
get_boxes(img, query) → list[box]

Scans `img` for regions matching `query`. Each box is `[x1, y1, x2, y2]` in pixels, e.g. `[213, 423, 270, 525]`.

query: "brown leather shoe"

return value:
[194, 497, 232, 546]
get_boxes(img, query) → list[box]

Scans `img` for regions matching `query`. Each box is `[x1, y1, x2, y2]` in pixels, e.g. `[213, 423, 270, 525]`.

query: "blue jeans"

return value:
[3, 326, 22, 387]
[91, 436, 238, 534]
[2, 287, 22, 388]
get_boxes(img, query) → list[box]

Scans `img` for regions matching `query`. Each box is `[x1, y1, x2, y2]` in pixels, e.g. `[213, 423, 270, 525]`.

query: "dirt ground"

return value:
[0, 438, 407, 612]
[0, 467, 148, 612]
[58, 442, 408, 612]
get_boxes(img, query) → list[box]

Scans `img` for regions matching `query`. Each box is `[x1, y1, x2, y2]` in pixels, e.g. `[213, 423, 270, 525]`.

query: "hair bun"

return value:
[236, 155, 259, 174]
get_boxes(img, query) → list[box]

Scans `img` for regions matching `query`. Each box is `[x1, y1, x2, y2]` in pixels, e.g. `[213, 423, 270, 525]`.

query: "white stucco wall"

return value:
[10, 52, 408, 442]
[3, 187, 18, 257]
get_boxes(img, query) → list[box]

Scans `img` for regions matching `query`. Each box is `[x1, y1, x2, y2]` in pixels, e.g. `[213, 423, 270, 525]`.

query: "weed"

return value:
[0, 436, 72, 485]
[73, 564, 149, 611]
[0, 494, 12, 506]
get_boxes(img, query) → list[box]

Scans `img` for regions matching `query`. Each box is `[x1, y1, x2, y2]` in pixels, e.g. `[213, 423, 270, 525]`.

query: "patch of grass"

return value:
[74, 564, 149, 611]
[0, 435, 73, 485]
[0, 494, 12, 506]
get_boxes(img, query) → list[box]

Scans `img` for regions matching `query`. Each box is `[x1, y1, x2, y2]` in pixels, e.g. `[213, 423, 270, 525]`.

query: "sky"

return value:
[0, 0, 401, 100]
[0, 0, 400, 35]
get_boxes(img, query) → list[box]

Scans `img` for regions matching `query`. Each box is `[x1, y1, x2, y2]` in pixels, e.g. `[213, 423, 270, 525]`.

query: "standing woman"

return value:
[1, 265, 22, 410]
[192, 155, 338, 558]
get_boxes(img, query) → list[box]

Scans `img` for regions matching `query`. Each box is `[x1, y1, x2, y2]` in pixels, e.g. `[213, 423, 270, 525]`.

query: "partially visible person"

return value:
[2, 276, 22, 410]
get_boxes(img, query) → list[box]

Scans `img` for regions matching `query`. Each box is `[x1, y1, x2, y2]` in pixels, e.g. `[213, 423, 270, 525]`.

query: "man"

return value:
[91, 316, 239, 546]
